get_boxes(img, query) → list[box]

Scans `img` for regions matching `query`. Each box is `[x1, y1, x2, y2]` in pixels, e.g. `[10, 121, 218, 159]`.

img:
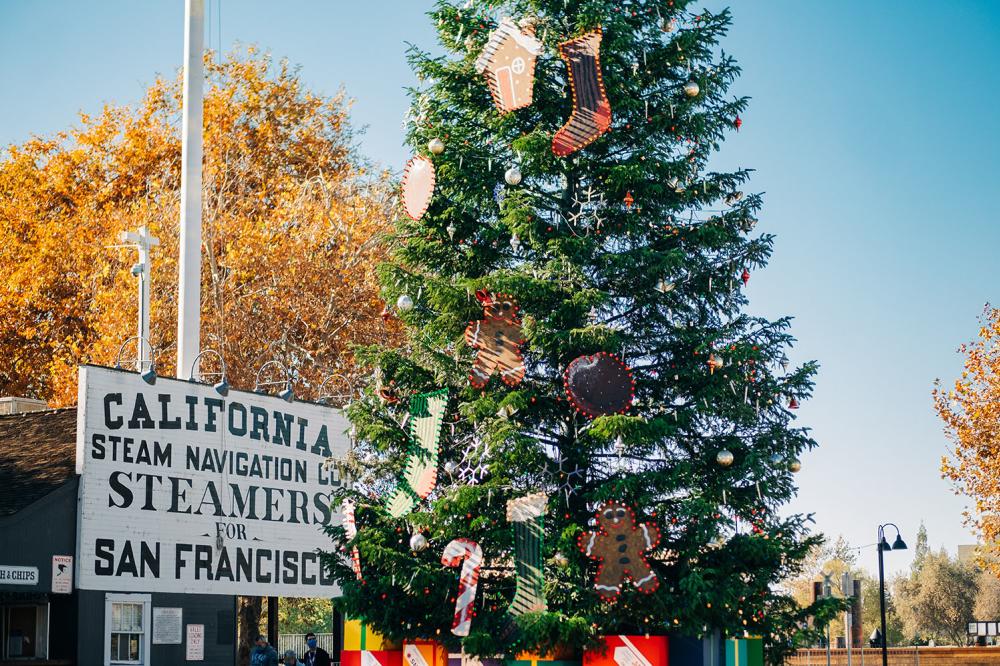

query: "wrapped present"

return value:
[725, 637, 762, 666]
[510, 646, 580, 666]
[343, 618, 401, 651]
[404, 641, 448, 666]
[342, 651, 404, 666]
[447, 652, 503, 666]
[583, 636, 668, 666]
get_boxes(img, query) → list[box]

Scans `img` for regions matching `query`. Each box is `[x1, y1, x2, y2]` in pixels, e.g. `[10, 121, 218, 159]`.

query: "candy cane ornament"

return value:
[341, 500, 363, 581]
[441, 538, 483, 637]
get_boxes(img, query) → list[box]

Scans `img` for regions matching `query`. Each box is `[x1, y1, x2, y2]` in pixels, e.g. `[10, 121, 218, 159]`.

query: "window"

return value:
[1, 604, 48, 659]
[104, 594, 150, 666]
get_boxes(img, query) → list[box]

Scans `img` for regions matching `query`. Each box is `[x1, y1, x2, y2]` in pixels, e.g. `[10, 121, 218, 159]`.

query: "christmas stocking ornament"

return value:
[506, 493, 548, 616]
[552, 29, 612, 157]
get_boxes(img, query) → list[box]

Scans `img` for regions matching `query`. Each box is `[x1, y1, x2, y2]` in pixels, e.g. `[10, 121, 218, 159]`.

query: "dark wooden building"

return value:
[0, 407, 237, 665]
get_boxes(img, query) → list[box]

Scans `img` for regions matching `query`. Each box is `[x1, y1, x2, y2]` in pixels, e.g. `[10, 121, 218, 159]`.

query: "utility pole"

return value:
[119, 226, 160, 369]
[177, 0, 205, 378]
[843, 572, 853, 666]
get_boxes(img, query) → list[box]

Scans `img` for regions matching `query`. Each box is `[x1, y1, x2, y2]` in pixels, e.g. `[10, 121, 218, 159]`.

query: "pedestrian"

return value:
[251, 634, 279, 666]
[283, 649, 302, 665]
[302, 631, 332, 666]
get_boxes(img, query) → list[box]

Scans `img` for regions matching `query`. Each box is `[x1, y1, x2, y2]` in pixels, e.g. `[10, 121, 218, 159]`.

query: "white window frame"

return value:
[104, 593, 151, 666]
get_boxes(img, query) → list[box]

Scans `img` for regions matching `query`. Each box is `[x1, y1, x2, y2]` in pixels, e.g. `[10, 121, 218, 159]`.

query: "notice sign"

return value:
[0, 565, 38, 586]
[186, 624, 204, 661]
[153, 607, 183, 644]
[52, 555, 73, 593]
[75, 365, 350, 597]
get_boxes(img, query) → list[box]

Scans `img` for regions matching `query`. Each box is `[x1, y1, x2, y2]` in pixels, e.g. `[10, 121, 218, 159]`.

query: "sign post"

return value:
[177, 0, 205, 379]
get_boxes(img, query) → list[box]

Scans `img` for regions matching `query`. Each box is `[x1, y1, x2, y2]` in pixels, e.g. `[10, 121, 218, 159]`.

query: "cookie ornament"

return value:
[401, 155, 436, 221]
[464, 290, 526, 388]
[475, 17, 544, 113]
[564, 352, 635, 417]
[578, 501, 661, 600]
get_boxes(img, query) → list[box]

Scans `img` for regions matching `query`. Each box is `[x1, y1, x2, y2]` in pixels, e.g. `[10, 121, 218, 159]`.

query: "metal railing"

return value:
[278, 633, 338, 659]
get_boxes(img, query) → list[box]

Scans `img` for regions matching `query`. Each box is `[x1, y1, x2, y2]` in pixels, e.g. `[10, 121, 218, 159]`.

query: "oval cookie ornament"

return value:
[564, 352, 634, 418]
[402, 155, 436, 220]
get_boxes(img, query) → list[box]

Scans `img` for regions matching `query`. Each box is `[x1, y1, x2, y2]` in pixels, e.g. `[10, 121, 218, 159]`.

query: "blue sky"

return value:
[2, 1, 999, 576]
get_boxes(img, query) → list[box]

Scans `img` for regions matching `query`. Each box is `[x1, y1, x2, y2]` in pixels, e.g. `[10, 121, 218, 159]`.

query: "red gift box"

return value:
[343, 650, 404, 666]
[583, 636, 668, 666]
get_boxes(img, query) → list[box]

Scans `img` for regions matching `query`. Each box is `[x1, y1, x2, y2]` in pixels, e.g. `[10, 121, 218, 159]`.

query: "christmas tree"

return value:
[328, 0, 835, 661]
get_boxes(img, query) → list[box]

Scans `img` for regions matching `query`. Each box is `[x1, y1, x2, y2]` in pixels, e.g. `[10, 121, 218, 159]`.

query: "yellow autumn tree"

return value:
[936, 304, 1000, 572]
[0, 49, 396, 406]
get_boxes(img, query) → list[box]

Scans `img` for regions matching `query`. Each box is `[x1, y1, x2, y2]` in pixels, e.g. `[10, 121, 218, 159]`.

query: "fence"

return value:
[278, 633, 338, 659]
[786, 647, 1000, 666]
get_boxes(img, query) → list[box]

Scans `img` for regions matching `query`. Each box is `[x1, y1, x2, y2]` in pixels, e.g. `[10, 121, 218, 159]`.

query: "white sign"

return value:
[52, 555, 73, 593]
[186, 624, 204, 661]
[153, 607, 183, 644]
[75, 365, 350, 597]
[0, 565, 38, 586]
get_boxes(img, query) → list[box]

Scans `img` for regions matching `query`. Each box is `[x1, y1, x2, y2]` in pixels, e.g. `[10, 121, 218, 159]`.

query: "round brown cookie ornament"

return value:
[578, 501, 661, 600]
[563, 352, 635, 417]
[464, 290, 526, 388]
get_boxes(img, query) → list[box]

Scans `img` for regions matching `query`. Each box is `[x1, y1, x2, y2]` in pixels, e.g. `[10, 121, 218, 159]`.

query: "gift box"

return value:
[724, 637, 762, 666]
[404, 641, 448, 666]
[583, 635, 668, 666]
[342, 651, 404, 666]
[510, 646, 580, 666]
[447, 652, 504, 666]
[344, 618, 401, 651]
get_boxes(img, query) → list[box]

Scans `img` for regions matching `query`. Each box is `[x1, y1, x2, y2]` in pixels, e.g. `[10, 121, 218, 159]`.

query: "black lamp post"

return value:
[877, 523, 907, 666]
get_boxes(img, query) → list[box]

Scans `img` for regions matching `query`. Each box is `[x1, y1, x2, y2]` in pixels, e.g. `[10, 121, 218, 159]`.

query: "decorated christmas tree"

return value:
[328, 0, 834, 661]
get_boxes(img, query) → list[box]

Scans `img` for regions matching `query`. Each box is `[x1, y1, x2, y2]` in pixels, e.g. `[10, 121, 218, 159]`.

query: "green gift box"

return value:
[725, 637, 762, 666]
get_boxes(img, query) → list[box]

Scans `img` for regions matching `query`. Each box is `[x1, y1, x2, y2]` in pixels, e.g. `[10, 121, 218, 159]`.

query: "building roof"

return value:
[0, 407, 77, 516]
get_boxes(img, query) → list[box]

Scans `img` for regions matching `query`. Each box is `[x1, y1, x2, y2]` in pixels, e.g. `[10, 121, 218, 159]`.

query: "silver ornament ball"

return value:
[396, 294, 414, 312]
[684, 81, 700, 98]
[443, 461, 457, 475]
[504, 166, 523, 186]
[788, 459, 802, 473]
[428, 137, 445, 155]
[769, 453, 783, 467]
[409, 533, 428, 552]
[716, 449, 735, 467]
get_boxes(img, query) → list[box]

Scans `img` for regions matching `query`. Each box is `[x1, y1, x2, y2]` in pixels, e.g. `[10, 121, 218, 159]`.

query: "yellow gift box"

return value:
[344, 618, 401, 651]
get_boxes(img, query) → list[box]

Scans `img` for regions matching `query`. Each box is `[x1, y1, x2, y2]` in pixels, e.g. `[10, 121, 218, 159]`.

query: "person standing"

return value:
[282, 649, 302, 665]
[251, 634, 279, 666]
[302, 632, 331, 666]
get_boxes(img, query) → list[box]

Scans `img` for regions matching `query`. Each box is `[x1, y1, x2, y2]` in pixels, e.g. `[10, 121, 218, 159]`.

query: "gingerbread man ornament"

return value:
[464, 290, 526, 388]
[578, 501, 661, 600]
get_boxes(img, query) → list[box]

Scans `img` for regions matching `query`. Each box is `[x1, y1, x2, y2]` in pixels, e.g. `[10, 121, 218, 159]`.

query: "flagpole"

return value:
[177, 0, 205, 378]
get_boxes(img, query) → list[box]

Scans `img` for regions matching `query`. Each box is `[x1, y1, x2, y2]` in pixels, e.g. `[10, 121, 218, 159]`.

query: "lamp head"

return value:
[140, 366, 157, 385]
[213, 378, 230, 397]
[892, 534, 908, 550]
[879, 537, 891, 551]
[278, 385, 294, 403]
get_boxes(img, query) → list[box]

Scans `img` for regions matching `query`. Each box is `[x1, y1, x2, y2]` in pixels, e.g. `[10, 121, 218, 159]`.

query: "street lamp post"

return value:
[876, 523, 907, 666]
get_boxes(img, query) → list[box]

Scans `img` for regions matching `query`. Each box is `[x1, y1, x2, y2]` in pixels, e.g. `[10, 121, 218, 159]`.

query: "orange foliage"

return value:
[0, 50, 396, 406]
[936, 304, 1000, 570]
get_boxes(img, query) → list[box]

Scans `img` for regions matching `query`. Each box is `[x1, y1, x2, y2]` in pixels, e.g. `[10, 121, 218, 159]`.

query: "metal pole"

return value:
[120, 226, 160, 370]
[844, 572, 853, 666]
[878, 526, 889, 666]
[177, 0, 205, 378]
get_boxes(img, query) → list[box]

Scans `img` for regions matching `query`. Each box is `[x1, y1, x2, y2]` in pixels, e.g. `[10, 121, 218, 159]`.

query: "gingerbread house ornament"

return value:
[475, 17, 544, 113]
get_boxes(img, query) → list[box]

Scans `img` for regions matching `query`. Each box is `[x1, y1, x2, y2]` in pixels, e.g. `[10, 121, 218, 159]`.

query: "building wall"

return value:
[0, 478, 78, 661]
[76, 589, 236, 665]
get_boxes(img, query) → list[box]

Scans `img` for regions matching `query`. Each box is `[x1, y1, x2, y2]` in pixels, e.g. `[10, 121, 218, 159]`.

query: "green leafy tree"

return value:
[326, 1, 827, 662]
[895, 549, 976, 645]
[912, 522, 930, 572]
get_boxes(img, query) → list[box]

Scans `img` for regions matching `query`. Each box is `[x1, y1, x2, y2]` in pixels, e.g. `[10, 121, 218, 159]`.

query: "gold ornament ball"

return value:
[788, 459, 802, 473]
[410, 533, 428, 552]
[552, 552, 570, 568]
[716, 449, 735, 467]
[428, 137, 445, 155]
[505, 166, 523, 186]
[684, 81, 700, 98]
